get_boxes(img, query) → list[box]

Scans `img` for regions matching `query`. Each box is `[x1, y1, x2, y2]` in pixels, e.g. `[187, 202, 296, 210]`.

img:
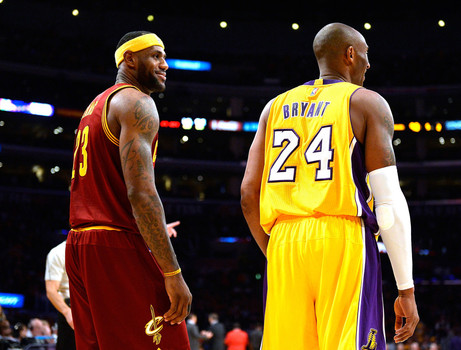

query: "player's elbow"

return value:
[240, 181, 259, 214]
[126, 179, 155, 198]
[126, 187, 140, 203]
[45, 288, 56, 301]
[126, 185, 158, 209]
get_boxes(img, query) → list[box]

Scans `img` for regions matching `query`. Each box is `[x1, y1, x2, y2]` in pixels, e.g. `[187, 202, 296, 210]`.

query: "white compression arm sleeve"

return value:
[369, 165, 414, 290]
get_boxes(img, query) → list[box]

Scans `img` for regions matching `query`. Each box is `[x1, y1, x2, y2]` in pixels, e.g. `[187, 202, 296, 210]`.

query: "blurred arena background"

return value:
[1, 0, 460, 348]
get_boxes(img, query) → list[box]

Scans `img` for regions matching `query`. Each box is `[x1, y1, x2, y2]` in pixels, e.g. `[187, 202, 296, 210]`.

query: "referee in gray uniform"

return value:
[45, 240, 76, 350]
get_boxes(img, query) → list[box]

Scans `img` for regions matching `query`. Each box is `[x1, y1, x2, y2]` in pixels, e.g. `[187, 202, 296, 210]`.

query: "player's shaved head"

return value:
[313, 23, 364, 62]
[312, 22, 370, 85]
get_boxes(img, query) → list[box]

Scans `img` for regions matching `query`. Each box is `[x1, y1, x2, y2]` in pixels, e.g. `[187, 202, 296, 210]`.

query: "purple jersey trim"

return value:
[304, 79, 344, 85]
[350, 142, 379, 232]
[357, 224, 386, 349]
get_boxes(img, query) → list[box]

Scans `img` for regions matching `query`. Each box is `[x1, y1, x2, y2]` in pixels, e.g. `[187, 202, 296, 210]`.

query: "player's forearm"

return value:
[379, 191, 414, 290]
[369, 166, 414, 290]
[249, 223, 269, 257]
[241, 191, 268, 256]
[45, 286, 70, 316]
[120, 129, 179, 273]
[129, 190, 180, 272]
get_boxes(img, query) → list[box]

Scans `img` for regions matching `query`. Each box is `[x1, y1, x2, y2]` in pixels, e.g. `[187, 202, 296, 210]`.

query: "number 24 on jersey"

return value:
[268, 125, 334, 183]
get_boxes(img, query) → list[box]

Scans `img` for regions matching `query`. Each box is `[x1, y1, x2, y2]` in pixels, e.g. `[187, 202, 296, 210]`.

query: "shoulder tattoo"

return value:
[133, 97, 157, 132]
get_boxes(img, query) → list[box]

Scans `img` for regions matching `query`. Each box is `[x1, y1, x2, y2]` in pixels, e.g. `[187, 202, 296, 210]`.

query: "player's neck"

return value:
[319, 73, 348, 83]
[115, 71, 149, 95]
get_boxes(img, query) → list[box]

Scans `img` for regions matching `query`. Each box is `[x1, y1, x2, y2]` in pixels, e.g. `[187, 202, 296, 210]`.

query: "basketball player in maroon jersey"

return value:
[66, 31, 192, 349]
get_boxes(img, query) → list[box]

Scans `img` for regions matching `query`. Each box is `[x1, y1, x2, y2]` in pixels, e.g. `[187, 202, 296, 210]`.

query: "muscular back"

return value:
[69, 84, 149, 231]
[258, 79, 378, 233]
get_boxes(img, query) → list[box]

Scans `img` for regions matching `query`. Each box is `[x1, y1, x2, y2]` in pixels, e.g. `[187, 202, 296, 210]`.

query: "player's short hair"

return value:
[116, 31, 152, 50]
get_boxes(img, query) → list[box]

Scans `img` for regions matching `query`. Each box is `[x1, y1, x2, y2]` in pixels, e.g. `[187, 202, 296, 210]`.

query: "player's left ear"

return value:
[123, 50, 137, 69]
[345, 46, 354, 65]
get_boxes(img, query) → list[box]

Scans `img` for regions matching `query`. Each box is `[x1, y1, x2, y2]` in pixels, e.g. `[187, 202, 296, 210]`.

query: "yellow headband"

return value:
[115, 33, 165, 68]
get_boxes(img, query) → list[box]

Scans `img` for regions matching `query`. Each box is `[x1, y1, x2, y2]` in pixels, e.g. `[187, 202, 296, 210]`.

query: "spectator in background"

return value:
[0, 319, 21, 349]
[0, 306, 6, 324]
[12, 322, 32, 347]
[208, 313, 225, 350]
[28, 318, 53, 344]
[186, 313, 212, 350]
[248, 323, 262, 350]
[12, 323, 27, 341]
[224, 323, 249, 350]
[45, 240, 76, 350]
[451, 326, 461, 350]
[28, 318, 44, 339]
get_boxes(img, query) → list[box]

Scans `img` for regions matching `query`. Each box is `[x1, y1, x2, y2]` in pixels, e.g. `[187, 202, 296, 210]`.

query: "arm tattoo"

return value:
[132, 194, 177, 266]
[380, 106, 396, 166]
[133, 98, 155, 132]
[382, 143, 396, 166]
[382, 112, 395, 139]
[120, 96, 177, 269]
[120, 138, 135, 170]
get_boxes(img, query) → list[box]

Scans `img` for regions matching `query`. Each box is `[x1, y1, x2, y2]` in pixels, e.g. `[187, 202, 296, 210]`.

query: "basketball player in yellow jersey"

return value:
[241, 23, 419, 349]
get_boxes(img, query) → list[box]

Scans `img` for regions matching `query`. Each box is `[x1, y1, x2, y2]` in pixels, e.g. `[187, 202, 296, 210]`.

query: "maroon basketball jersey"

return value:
[69, 83, 159, 232]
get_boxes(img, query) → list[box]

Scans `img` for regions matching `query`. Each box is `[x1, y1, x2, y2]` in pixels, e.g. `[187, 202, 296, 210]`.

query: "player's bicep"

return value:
[118, 94, 159, 189]
[362, 92, 396, 172]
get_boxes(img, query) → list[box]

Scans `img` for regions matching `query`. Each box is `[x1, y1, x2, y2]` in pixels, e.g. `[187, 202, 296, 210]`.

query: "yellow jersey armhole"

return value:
[102, 84, 141, 147]
[152, 138, 158, 164]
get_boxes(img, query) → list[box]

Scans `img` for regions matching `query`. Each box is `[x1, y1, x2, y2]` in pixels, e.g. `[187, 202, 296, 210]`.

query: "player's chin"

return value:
[157, 82, 166, 92]
[152, 81, 166, 93]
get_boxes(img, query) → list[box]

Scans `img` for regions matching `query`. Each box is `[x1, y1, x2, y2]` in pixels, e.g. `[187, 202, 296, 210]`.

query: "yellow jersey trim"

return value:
[152, 138, 158, 163]
[102, 85, 142, 147]
[71, 225, 122, 232]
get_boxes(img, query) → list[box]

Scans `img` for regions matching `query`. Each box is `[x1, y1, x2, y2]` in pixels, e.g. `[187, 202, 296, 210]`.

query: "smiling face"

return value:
[136, 45, 169, 93]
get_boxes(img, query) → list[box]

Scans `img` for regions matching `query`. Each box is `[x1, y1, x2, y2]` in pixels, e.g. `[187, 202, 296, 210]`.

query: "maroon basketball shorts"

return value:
[66, 227, 190, 350]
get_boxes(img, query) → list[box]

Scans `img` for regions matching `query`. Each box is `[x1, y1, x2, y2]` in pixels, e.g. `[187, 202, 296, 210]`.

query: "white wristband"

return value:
[369, 166, 414, 290]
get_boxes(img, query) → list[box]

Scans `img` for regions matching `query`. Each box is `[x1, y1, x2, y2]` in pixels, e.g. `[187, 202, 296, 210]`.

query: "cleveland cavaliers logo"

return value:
[361, 328, 378, 350]
[145, 305, 164, 349]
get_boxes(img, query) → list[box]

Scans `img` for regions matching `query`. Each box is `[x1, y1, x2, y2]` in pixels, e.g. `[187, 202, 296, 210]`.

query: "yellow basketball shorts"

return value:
[262, 215, 385, 350]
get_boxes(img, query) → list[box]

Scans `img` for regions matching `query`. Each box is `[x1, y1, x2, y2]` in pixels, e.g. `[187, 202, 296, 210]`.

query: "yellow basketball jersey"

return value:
[260, 79, 376, 233]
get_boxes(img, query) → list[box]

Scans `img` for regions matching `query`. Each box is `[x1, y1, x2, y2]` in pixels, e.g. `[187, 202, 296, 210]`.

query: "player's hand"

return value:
[394, 287, 419, 343]
[163, 273, 192, 325]
[166, 221, 180, 238]
[64, 308, 74, 330]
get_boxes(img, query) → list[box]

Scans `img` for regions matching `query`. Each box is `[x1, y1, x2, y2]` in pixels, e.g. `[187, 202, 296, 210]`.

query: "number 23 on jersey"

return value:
[72, 125, 89, 179]
[268, 125, 334, 183]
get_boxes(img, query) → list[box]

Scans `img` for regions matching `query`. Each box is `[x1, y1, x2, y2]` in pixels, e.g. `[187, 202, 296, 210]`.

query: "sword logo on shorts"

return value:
[361, 328, 378, 350]
[145, 304, 164, 348]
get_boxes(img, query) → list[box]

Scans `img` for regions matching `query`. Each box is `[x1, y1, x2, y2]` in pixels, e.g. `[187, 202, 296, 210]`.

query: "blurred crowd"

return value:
[3, 304, 461, 350]
[0, 307, 55, 349]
